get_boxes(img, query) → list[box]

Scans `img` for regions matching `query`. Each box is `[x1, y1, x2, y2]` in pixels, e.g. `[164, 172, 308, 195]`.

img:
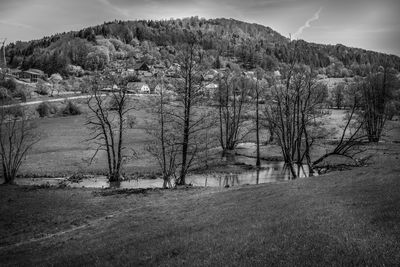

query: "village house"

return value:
[127, 82, 150, 94]
[201, 82, 219, 98]
[165, 63, 181, 77]
[100, 84, 120, 93]
[202, 69, 219, 81]
[122, 68, 136, 77]
[19, 69, 47, 83]
[134, 63, 153, 77]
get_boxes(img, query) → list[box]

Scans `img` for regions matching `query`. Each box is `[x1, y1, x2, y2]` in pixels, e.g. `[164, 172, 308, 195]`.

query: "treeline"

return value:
[4, 17, 400, 76]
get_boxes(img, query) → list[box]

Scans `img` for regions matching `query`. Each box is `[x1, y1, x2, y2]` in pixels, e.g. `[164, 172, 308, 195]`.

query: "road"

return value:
[0, 94, 108, 109]
[1, 93, 155, 109]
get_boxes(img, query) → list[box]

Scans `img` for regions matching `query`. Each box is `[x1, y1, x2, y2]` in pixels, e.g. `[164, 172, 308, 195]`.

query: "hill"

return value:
[4, 17, 400, 77]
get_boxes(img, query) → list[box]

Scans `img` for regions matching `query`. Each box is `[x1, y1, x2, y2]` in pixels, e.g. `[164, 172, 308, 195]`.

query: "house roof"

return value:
[25, 69, 45, 76]
[134, 63, 151, 71]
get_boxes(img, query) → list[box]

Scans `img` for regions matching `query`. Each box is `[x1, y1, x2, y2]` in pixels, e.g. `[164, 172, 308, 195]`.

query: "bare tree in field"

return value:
[263, 64, 327, 177]
[312, 98, 367, 167]
[361, 67, 396, 142]
[170, 42, 214, 185]
[254, 68, 266, 167]
[0, 107, 39, 184]
[146, 75, 179, 188]
[86, 71, 134, 182]
[217, 70, 252, 155]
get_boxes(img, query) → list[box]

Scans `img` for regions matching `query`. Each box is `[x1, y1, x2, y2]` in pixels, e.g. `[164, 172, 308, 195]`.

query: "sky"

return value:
[0, 0, 399, 56]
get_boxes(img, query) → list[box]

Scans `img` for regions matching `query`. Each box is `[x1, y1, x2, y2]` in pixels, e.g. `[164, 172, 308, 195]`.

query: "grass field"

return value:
[1, 99, 400, 265]
[17, 97, 355, 177]
[0, 139, 399, 265]
[19, 99, 159, 176]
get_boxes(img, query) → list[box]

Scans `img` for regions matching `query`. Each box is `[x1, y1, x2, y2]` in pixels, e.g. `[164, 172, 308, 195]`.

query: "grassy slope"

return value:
[0, 142, 399, 266]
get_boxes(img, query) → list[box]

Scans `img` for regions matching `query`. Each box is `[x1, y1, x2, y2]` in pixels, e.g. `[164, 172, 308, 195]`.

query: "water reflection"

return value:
[187, 161, 312, 188]
[10, 157, 315, 189]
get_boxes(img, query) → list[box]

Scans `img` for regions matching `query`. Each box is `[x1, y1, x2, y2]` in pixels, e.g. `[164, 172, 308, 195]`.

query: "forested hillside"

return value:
[4, 17, 400, 76]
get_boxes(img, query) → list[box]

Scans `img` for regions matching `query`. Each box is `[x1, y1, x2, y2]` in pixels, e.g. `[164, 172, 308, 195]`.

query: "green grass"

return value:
[20, 105, 158, 176]
[19, 104, 349, 177]
[0, 144, 399, 265]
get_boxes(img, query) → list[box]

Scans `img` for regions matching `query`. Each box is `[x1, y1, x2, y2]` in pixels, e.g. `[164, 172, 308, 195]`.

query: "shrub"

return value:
[35, 80, 50, 95]
[0, 78, 17, 93]
[4, 106, 24, 118]
[37, 102, 57, 117]
[127, 115, 135, 128]
[13, 89, 27, 102]
[62, 101, 81, 116]
[0, 87, 10, 101]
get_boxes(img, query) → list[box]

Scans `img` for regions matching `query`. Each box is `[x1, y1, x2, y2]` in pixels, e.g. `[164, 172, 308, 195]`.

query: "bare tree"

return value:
[254, 68, 266, 167]
[217, 70, 252, 155]
[0, 106, 39, 184]
[86, 71, 134, 182]
[332, 82, 345, 109]
[171, 42, 214, 185]
[312, 100, 367, 167]
[361, 67, 396, 142]
[146, 75, 179, 188]
[263, 64, 327, 177]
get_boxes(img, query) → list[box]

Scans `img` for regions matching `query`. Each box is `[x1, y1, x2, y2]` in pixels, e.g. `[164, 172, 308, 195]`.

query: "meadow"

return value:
[1, 137, 399, 265]
[17, 96, 353, 178]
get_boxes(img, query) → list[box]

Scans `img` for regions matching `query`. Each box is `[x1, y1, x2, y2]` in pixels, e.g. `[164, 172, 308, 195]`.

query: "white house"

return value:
[274, 70, 281, 77]
[127, 82, 150, 94]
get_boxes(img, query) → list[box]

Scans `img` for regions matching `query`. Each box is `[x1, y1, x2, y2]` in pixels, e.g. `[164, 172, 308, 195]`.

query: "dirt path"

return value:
[0, 205, 137, 251]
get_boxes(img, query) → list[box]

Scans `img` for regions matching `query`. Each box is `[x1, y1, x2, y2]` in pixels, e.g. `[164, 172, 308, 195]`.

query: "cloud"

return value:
[293, 7, 322, 39]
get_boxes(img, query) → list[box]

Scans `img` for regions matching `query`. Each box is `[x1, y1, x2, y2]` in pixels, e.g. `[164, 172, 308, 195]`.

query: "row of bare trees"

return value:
[1, 42, 398, 185]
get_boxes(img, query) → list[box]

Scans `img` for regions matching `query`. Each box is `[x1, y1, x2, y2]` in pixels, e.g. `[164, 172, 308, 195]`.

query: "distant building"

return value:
[134, 62, 153, 77]
[127, 82, 150, 94]
[19, 69, 47, 83]
[202, 69, 219, 81]
[165, 63, 181, 77]
[122, 68, 136, 77]
[8, 69, 22, 78]
[202, 82, 219, 98]
[273, 70, 281, 77]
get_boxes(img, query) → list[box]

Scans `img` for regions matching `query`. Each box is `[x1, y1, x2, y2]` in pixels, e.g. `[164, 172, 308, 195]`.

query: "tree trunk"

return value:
[256, 81, 260, 167]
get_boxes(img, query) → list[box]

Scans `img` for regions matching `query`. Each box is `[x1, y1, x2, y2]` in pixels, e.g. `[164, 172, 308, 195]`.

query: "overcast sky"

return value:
[0, 0, 399, 55]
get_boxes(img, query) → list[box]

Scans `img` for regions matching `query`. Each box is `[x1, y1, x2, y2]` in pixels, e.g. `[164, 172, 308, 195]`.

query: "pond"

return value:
[7, 156, 314, 189]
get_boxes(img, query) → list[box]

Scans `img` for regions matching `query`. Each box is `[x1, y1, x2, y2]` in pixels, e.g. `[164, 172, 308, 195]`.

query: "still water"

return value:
[11, 156, 314, 189]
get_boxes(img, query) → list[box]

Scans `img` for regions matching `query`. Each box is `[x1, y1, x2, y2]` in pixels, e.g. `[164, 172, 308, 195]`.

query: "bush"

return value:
[4, 106, 24, 118]
[127, 115, 135, 128]
[37, 102, 57, 117]
[35, 80, 50, 95]
[0, 78, 17, 93]
[0, 87, 10, 101]
[62, 101, 81, 116]
[13, 89, 27, 102]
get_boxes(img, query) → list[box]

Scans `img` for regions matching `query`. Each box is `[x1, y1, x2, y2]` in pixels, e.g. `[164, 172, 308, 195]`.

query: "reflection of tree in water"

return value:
[109, 181, 121, 188]
[282, 164, 310, 180]
[211, 173, 240, 187]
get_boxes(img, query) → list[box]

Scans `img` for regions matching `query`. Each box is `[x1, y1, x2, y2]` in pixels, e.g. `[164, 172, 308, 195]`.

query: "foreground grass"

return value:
[1, 142, 399, 266]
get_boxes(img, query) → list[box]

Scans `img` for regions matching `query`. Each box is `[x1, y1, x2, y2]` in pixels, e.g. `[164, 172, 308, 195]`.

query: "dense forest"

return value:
[4, 17, 400, 76]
